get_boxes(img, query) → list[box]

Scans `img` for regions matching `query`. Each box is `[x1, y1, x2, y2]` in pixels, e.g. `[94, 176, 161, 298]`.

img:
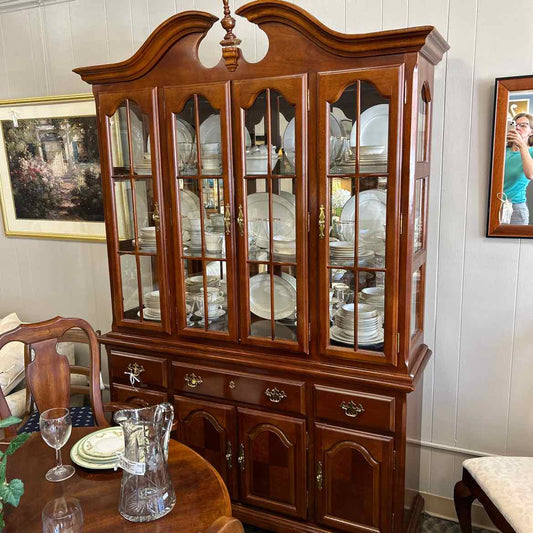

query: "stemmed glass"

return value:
[42, 496, 83, 533]
[39, 408, 75, 482]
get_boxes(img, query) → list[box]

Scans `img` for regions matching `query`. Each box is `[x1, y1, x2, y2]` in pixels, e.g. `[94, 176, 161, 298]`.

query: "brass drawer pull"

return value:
[265, 387, 287, 403]
[340, 400, 365, 418]
[184, 372, 203, 388]
[316, 461, 323, 491]
[226, 441, 233, 469]
[238, 443, 245, 471]
[125, 363, 145, 386]
[229, 380, 236, 389]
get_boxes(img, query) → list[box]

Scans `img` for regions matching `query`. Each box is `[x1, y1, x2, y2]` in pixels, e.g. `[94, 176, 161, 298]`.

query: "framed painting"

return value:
[0, 94, 105, 241]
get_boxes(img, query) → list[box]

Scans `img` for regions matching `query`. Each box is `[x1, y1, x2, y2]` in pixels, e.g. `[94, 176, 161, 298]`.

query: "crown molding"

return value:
[0, 0, 73, 15]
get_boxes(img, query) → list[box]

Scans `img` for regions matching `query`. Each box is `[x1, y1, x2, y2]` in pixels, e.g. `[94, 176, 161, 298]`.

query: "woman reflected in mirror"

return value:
[504, 113, 533, 224]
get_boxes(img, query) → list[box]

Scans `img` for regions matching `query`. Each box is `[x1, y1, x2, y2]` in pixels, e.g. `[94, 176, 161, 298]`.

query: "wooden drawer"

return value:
[172, 362, 305, 415]
[112, 383, 168, 406]
[109, 350, 167, 388]
[314, 385, 395, 432]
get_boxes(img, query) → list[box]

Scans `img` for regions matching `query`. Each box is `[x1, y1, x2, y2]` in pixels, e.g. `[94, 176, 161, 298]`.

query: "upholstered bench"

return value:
[455, 456, 533, 533]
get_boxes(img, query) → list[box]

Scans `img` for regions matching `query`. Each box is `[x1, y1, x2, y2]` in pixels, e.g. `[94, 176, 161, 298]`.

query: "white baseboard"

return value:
[407, 490, 498, 531]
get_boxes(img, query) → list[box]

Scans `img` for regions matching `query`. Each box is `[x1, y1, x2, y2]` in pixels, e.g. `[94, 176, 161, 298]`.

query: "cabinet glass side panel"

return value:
[120, 253, 139, 319]
[411, 266, 424, 338]
[109, 98, 163, 327]
[114, 180, 134, 251]
[109, 103, 130, 176]
[244, 89, 299, 345]
[417, 84, 430, 162]
[414, 177, 427, 253]
[326, 80, 389, 356]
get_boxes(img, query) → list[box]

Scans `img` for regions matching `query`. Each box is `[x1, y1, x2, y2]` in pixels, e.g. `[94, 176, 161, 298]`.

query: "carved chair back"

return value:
[0, 317, 107, 432]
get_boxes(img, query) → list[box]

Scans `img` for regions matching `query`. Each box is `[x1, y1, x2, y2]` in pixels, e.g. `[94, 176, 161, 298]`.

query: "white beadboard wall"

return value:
[0, 0, 532, 519]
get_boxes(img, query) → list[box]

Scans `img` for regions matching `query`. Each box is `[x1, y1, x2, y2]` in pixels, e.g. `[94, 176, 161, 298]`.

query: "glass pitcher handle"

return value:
[159, 402, 174, 461]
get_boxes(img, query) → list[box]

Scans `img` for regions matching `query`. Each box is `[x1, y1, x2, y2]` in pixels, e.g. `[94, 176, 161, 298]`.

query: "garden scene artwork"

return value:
[2, 115, 102, 222]
[0, 96, 106, 241]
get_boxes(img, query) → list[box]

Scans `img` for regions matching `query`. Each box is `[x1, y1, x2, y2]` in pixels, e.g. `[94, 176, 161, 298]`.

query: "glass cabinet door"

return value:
[232, 75, 308, 354]
[164, 82, 236, 340]
[99, 89, 169, 332]
[318, 67, 402, 364]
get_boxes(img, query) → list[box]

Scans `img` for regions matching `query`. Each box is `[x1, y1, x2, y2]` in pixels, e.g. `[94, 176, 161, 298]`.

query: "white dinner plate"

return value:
[340, 189, 387, 242]
[249, 273, 296, 320]
[200, 114, 251, 146]
[179, 189, 201, 229]
[349, 104, 389, 148]
[246, 193, 295, 248]
[283, 113, 343, 165]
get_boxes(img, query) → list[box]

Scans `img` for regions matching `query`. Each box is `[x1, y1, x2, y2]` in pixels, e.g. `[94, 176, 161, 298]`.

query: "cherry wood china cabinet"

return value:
[75, 2, 448, 532]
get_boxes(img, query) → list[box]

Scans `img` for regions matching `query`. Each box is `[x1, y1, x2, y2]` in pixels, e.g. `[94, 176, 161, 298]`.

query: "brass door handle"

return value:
[237, 443, 245, 471]
[226, 441, 232, 469]
[340, 401, 365, 418]
[184, 372, 203, 388]
[318, 204, 326, 239]
[152, 202, 160, 230]
[237, 204, 245, 236]
[224, 203, 231, 235]
[316, 461, 323, 491]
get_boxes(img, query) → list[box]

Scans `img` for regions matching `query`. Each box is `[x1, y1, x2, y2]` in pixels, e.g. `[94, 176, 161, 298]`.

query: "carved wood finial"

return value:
[220, 0, 241, 72]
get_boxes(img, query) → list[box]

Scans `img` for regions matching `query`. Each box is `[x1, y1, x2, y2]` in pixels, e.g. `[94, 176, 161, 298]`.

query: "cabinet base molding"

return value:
[234, 494, 426, 533]
[233, 504, 330, 533]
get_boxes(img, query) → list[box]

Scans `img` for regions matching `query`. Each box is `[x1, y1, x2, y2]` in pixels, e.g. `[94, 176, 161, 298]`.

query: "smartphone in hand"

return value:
[507, 120, 517, 132]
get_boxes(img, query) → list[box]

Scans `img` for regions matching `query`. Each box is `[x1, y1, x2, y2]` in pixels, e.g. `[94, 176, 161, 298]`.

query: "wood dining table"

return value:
[4, 427, 241, 533]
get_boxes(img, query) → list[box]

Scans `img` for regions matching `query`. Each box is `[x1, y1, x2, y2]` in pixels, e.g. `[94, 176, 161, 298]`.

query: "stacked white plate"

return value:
[331, 303, 384, 346]
[134, 153, 152, 175]
[70, 427, 124, 470]
[139, 226, 157, 252]
[360, 286, 385, 314]
[273, 236, 296, 257]
[330, 241, 355, 261]
[185, 275, 219, 293]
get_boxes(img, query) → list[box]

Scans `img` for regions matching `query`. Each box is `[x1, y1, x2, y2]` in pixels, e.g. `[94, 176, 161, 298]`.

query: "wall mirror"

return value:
[488, 75, 533, 237]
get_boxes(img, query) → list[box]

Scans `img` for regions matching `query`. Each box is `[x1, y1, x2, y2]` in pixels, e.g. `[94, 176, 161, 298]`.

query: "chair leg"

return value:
[454, 480, 475, 533]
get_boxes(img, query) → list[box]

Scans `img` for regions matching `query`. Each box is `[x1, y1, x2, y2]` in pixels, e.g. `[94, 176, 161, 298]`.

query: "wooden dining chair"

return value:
[0, 316, 132, 437]
[454, 456, 533, 533]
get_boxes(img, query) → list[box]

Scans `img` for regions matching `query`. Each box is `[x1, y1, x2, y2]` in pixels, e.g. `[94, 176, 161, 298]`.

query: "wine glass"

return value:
[39, 408, 75, 482]
[42, 496, 83, 533]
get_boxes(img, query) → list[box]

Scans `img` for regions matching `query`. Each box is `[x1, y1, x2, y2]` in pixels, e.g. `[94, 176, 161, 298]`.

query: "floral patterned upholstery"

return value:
[463, 456, 533, 533]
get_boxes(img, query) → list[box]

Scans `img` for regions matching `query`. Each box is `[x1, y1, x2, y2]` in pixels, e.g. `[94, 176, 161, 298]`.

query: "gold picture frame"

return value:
[0, 94, 105, 241]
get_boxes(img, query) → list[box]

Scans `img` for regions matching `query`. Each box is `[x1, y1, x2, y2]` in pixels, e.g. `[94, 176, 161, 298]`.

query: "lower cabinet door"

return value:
[237, 407, 307, 519]
[174, 396, 238, 499]
[314, 422, 394, 533]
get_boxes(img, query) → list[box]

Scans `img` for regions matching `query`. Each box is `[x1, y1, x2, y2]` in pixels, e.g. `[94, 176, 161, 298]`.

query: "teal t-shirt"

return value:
[504, 146, 533, 203]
